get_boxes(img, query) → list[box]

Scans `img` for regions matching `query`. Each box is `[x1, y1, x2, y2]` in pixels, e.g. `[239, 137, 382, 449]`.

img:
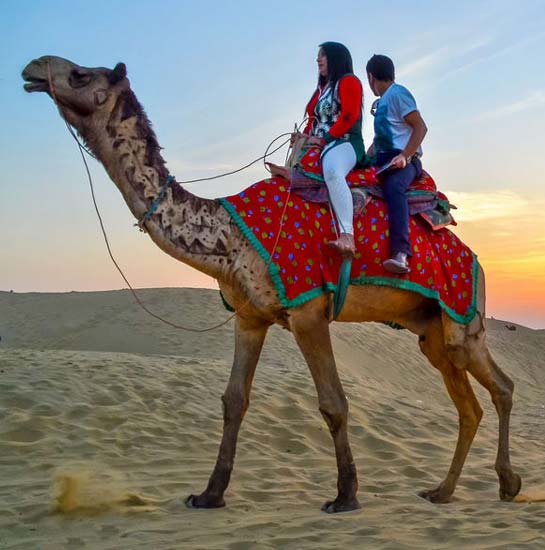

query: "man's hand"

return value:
[307, 136, 326, 146]
[389, 153, 408, 170]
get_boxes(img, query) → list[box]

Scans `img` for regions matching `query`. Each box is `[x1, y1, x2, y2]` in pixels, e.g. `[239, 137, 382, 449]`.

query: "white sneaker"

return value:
[383, 252, 410, 274]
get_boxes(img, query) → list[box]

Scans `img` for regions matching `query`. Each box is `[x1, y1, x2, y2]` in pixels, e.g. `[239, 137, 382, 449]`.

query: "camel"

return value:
[22, 56, 521, 513]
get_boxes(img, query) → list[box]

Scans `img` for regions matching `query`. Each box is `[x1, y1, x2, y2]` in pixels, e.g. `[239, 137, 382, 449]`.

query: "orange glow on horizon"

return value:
[448, 190, 545, 327]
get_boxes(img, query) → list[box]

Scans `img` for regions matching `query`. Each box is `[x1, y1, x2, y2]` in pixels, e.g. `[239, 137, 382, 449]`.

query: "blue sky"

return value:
[2, 0, 545, 327]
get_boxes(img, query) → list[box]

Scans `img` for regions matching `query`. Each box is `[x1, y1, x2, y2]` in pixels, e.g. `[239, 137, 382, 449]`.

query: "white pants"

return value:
[322, 141, 356, 235]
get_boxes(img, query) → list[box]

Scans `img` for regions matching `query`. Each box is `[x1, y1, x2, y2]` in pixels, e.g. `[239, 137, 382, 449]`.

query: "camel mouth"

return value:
[23, 76, 49, 93]
[22, 61, 50, 93]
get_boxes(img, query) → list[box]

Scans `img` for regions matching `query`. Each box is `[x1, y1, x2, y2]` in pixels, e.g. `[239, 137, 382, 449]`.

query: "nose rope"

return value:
[46, 61, 300, 333]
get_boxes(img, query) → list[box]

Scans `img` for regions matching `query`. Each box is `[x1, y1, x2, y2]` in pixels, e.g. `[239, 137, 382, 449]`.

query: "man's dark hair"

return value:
[318, 41, 354, 89]
[366, 54, 395, 81]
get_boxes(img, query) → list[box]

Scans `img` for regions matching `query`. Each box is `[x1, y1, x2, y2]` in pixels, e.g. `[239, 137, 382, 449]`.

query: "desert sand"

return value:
[1, 288, 544, 549]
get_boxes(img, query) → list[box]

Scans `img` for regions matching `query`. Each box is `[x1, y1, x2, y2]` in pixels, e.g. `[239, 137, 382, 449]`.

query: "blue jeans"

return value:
[376, 150, 423, 257]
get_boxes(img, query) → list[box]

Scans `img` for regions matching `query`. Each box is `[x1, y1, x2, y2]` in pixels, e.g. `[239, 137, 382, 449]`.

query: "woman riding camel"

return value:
[267, 42, 367, 257]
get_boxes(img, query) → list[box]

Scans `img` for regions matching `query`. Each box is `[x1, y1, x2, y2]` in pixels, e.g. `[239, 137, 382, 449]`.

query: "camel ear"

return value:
[109, 62, 127, 84]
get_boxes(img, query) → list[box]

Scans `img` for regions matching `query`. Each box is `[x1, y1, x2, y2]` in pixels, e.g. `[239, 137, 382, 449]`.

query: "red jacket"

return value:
[303, 74, 362, 140]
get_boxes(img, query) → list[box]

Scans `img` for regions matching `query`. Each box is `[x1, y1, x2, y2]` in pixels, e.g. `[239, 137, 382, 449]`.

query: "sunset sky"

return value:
[2, 0, 545, 328]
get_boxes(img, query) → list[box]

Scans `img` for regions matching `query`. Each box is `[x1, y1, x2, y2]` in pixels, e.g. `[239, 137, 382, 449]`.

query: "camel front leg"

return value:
[290, 312, 360, 513]
[186, 316, 270, 508]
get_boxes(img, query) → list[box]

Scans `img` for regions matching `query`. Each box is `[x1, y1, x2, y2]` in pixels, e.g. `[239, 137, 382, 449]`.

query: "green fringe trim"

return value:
[407, 190, 436, 197]
[219, 198, 337, 309]
[296, 168, 325, 183]
[348, 255, 479, 325]
[293, 146, 325, 183]
[219, 198, 479, 325]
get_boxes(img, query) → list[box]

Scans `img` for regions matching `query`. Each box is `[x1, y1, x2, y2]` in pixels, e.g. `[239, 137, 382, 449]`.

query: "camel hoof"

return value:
[499, 472, 522, 501]
[418, 487, 452, 504]
[185, 493, 225, 509]
[321, 497, 361, 513]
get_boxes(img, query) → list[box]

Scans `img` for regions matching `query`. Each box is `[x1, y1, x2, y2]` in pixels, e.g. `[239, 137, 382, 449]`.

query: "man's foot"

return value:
[383, 252, 410, 274]
[265, 162, 292, 182]
[328, 233, 355, 257]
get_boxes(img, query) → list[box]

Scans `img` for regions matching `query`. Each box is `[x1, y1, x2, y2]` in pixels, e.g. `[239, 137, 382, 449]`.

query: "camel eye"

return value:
[69, 69, 92, 88]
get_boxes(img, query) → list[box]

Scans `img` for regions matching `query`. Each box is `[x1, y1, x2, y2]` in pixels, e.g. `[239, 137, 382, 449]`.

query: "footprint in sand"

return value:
[2, 425, 45, 443]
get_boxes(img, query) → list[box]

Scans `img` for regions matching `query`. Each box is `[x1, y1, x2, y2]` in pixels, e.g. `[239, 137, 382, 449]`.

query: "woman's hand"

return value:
[290, 131, 305, 145]
[307, 136, 326, 147]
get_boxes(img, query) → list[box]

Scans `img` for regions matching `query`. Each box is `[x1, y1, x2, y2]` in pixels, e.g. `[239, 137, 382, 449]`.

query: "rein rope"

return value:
[136, 175, 174, 230]
[47, 63, 299, 333]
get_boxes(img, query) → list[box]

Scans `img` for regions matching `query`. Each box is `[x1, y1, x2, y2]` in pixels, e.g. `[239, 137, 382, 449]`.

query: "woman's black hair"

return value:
[318, 41, 354, 89]
[305, 42, 360, 124]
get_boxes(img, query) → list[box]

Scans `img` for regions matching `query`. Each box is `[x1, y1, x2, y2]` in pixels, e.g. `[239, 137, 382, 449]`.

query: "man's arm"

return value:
[402, 110, 427, 160]
[390, 110, 427, 169]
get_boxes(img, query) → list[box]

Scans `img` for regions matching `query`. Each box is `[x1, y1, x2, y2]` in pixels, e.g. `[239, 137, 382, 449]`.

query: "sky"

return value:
[1, 0, 545, 328]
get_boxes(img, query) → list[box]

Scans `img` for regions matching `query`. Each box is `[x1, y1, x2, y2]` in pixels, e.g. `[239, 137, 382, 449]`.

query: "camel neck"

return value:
[83, 90, 233, 281]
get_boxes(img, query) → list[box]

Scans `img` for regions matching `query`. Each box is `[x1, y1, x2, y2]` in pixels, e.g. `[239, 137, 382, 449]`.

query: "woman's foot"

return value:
[328, 233, 355, 257]
[265, 162, 292, 182]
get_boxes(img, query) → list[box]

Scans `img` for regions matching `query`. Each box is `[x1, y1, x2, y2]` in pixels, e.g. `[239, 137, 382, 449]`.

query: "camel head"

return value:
[22, 56, 129, 131]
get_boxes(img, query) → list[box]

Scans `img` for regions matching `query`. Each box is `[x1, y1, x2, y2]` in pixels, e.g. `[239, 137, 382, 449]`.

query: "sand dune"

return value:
[1, 288, 544, 549]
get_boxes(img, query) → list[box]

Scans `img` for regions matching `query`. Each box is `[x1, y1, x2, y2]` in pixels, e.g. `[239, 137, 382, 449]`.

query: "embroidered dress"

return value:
[304, 75, 367, 164]
[313, 86, 341, 139]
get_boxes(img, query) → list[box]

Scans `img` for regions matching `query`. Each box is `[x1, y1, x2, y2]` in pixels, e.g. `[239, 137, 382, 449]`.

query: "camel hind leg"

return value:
[472, 348, 522, 501]
[441, 261, 521, 501]
[442, 310, 522, 501]
[418, 317, 483, 503]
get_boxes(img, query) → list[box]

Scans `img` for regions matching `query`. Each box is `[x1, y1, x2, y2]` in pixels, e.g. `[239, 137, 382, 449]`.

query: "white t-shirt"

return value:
[373, 82, 422, 156]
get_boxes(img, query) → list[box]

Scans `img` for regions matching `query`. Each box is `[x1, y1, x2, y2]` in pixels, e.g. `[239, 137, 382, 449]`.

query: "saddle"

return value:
[286, 141, 456, 231]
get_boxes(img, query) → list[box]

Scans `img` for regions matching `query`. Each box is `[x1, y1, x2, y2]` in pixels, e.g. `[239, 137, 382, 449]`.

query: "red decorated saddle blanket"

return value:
[219, 157, 477, 324]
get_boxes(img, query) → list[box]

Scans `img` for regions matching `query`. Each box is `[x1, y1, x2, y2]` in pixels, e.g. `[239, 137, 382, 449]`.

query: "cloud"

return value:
[487, 253, 545, 266]
[396, 33, 493, 82]
[396, 37, 493, 80]
[471, 90, 545, 121]
[396, 49, 449, 79]
[446, 189, 529, 222]
[437, 30, 545, 83]
[448, 190, 545, 284]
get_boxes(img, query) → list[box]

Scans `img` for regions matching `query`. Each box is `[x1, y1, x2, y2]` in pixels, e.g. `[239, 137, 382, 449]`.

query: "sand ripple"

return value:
[1, 288, 544, 548]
